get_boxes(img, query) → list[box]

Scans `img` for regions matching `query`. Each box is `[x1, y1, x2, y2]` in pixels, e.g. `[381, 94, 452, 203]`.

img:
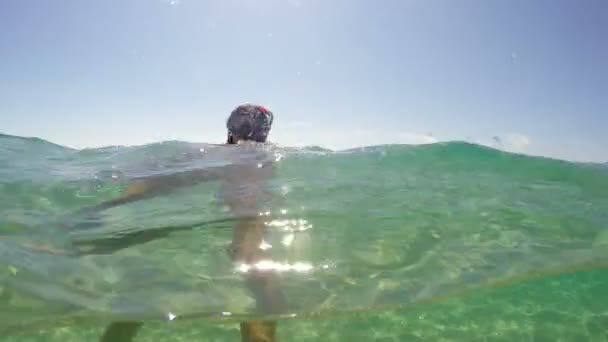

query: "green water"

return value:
[1, 133, 607, 341]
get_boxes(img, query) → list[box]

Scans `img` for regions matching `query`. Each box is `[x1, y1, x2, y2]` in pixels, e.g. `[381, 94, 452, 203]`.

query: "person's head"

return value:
[226, 104, 274, 144]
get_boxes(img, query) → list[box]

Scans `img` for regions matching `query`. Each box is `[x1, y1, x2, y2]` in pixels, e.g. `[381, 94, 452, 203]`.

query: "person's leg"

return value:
[230, 219, 287, 342]
[240, 321, 276, 342]
[100, 322, 143, 342]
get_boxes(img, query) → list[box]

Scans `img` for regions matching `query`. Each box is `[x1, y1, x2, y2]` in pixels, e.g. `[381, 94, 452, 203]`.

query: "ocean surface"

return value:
[1, 133, 607, 341]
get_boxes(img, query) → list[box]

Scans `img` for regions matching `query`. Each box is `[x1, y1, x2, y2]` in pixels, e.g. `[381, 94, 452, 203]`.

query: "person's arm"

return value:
[84, 166, 228, 214]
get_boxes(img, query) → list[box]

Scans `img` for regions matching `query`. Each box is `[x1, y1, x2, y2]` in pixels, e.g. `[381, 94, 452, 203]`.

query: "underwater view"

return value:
[2, 0, 607, 341]
[1, 133, 607, 341]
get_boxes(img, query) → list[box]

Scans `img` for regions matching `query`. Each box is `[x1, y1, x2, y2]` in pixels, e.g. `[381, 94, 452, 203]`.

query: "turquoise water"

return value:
[1, 133, 607, 341]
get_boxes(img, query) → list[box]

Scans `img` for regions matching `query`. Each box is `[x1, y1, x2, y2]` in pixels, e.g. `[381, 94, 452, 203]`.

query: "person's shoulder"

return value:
[240, 141, 276, 163]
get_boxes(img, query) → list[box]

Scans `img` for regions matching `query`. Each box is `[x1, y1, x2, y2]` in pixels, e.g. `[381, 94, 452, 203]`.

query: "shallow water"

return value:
[1, 133, 607, 340]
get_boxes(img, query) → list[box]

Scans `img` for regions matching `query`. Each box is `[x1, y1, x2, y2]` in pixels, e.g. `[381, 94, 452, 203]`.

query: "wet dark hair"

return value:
[226, 104, 274, 144]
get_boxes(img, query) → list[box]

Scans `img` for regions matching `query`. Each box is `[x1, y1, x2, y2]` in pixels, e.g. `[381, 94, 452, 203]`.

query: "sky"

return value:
[0, 0, 606, 162]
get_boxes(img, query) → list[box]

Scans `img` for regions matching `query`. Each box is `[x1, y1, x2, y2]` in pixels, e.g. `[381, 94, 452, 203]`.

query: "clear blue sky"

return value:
[1, 0, 606, 161]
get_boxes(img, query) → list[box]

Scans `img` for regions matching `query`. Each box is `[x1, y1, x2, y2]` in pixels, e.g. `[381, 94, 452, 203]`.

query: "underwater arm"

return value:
[88, 166, 228, 212]
[64, 166, 228, 229]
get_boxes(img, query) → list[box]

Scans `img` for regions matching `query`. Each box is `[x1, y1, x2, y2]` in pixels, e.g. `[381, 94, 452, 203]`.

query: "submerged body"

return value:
[99, 148, 285, 341]
[97, 104, 284, 342]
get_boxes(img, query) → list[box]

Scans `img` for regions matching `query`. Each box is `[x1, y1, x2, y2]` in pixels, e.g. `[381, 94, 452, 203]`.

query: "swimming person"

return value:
[98, 104, 287, 342]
